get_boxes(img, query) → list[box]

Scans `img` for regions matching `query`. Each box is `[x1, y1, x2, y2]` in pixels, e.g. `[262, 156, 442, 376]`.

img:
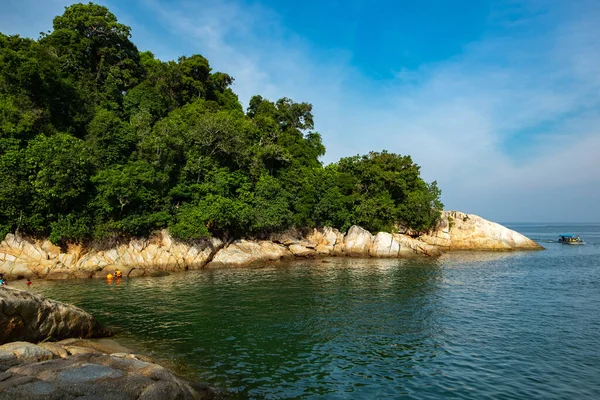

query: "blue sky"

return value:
[2, 0, 600, 222]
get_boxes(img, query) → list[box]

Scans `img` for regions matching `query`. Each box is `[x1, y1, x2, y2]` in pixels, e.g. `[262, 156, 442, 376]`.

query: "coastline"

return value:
[0, 211, 544, 281]
[2, 223, 594, 399]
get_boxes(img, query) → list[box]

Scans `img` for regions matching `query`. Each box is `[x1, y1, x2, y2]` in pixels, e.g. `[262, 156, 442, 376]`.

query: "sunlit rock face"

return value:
[0, 230, 223, 279]
[420, 210, 544, 251]
[369, 232, 400, 258]
[0, 287, 110, 345]
[207, 240, 292, 268]
[306, 227, 342, 255]
[0, 211, 543, 277]
[344, 226, 373, 257]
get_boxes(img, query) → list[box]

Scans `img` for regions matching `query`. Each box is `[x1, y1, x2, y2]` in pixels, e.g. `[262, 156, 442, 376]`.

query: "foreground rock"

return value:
[421, 210, 544, 251]
[0, 211, 543, 277]
[0, 287, 110, 345]
[0, 339, 220, 399]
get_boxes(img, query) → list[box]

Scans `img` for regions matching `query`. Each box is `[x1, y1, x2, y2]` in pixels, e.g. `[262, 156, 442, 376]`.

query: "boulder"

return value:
[420, 210, 544, 251]
[0, 287, 110, 345]
[208, 240, 291, 268]
[127, 268, 146, 278]
[288, 244, 317, 258]
[307, 227, 342, 255]
[344, 226, 373, 257]
[259, 241, 293, 260]
[0, 341, 55, 368]
[0, 262, 36, 279]
[369, 232, 400, 257]
[269, 228, 304, 246]
[394, 234, 443, 257]
[0, 340, 221, 399]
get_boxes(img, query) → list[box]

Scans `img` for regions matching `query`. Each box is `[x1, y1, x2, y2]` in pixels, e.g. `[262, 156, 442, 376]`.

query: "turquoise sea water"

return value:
[24, 223, 600, 399]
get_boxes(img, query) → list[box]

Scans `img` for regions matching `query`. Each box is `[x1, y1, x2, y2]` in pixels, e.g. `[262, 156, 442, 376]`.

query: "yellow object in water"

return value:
[106, 273, 114, 280]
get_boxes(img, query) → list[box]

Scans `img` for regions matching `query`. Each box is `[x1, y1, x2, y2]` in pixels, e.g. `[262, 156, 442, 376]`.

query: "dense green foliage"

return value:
[0, 3, 443, 244]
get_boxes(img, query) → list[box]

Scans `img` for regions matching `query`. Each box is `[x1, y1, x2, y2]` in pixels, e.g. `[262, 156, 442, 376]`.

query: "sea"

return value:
[25, 223, 600, 399]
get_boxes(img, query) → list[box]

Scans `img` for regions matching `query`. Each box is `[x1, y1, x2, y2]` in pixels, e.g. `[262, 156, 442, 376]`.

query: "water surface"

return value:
[23, 223, 600, 399]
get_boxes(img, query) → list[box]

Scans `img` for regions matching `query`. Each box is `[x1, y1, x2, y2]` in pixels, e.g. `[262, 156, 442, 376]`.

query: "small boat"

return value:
[558, 234, 585, 245]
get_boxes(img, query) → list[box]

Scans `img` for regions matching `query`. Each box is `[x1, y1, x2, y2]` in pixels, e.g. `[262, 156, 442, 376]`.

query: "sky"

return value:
[1, 0, 599, 223]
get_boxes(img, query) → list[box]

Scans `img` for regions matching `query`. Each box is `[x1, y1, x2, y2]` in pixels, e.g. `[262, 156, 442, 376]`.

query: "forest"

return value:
[0, 3, 443, 245]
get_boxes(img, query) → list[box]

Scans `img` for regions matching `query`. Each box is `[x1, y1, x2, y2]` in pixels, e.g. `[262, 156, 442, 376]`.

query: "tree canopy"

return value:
[0, 2, 443, 244]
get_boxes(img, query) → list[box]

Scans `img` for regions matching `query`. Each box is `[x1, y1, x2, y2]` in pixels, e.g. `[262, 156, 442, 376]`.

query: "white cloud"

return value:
[114, 0, 600, 222]
[3, 0, 599, 221]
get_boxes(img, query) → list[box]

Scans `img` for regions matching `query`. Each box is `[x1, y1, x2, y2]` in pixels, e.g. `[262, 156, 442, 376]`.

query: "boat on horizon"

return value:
[558, 234, 585, 245]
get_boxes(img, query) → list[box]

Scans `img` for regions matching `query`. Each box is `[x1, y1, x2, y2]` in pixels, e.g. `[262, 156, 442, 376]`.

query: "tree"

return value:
[334, 151, 443, 233]
[86, 108, 135, 168]
[41, 2, 142, 109]
[24, 134, 92, 231]
[92, 160, 169, 237]
[0, 3, 444, 243]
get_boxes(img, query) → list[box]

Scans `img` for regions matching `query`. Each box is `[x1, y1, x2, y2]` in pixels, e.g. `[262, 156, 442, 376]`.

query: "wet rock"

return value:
[127, 268, 145, 278]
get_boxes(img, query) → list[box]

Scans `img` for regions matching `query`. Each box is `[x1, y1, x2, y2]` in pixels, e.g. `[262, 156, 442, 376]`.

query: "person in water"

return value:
[26, 278, 32, 286]
[106, 273, 114, 281]
[115, 269, 123, 279]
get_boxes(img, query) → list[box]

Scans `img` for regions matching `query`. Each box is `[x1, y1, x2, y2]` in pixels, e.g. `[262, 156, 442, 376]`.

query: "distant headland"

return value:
[0, 210, 543, 280]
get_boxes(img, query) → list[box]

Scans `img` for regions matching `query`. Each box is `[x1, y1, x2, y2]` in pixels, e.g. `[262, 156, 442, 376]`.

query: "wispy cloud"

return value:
[3, 0, 600, 221]
[141, 0, 600, 221]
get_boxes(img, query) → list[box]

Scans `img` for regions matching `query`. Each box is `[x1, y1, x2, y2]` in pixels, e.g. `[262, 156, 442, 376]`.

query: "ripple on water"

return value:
[27, 228, 600, 399]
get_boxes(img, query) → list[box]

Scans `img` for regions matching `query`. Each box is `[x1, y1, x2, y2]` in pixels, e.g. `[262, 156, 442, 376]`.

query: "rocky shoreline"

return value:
[0, 287, 221, 399]
[0, 211, 543, 280]
[0, 211, 544, 398]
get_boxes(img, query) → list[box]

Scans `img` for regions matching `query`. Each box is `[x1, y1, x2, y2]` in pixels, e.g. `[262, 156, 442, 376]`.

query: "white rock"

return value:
[421, 210, 543, 251]
[369, 232, 400, 257]
[344, 225, 373, 257]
